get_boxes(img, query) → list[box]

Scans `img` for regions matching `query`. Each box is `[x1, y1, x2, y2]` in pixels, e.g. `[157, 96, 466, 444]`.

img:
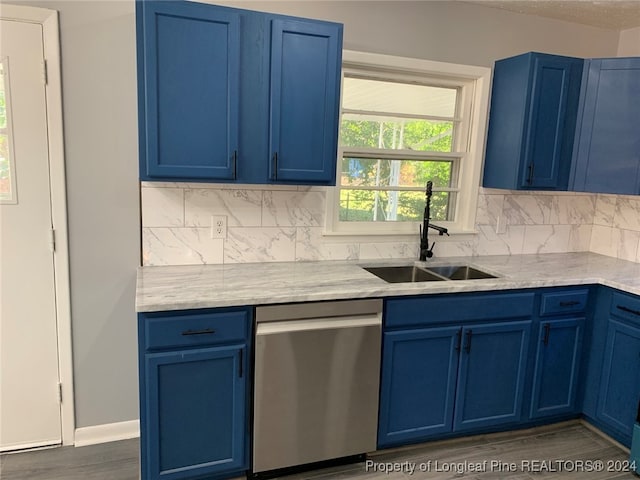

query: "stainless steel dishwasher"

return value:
[253, 299, 382, 475]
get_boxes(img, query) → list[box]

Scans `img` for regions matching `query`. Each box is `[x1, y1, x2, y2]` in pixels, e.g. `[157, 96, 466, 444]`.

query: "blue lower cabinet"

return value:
[378, 316, 532, 447]
[454, 321, 531, 431]
[139, 308, 251, 480]
[530, 318, 584, 418]
[596, 319, 640, 443]
[377, 327, 460, 447]
[144, 346, 246, 480]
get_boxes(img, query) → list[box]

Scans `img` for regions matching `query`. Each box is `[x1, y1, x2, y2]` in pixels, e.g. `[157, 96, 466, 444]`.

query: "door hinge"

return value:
[57, 382, 62, 404]
[42, 59, 48, 85]
[48, 228, 56, 253]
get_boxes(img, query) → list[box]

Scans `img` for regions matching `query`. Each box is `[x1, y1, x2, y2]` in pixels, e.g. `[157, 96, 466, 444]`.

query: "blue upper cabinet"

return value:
[570, 58, 640, 195]
[483, 53, 583, 190]
[137, 1, 240, 180]
[137, 0, 343, 185]
[269, 19, 342, 183]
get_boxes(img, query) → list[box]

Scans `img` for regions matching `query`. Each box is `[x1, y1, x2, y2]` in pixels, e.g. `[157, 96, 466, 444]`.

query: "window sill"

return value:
[321, 228, 478, 242]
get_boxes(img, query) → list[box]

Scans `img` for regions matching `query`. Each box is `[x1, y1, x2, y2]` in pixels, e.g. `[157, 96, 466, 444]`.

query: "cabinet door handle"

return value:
[455, 328, 462, 352]
[232, 150, 238, 180]
[272, 152, 278, 180]
[617, 305, 640, 317]
[239, 348, 244, 378]
[181, 328, 215, 336]
[543, 323, 551, 346]
[464, 330, 472, 354]
[526, 164, 535, 185]
[559, 300, 580, 307]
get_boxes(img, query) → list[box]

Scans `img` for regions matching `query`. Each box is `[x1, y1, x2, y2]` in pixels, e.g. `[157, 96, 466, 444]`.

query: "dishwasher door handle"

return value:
[256, 314, 381, 335]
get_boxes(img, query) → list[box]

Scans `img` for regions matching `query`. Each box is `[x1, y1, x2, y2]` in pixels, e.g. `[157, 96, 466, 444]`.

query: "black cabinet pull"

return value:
[181, 328, 215, 336]
[455, 328, 462, 352]
[464, 330, 472, 353]
[526, 164, 534, 185]
[239, 348, 244, 378]
[559, 300, 580, 307]
[272, 152, 278, 180]
[543, 323, 551, 346]
[617, 305, 640, 317]
[232, 150, 238, 180]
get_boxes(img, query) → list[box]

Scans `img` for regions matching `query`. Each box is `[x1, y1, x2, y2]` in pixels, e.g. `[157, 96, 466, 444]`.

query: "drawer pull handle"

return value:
[455, 328, 462, 352]
[464, 330, 472, 354]
[559, 300, 580, 307]
[232, 150, 238, 180]
[526, 164, 534, 185]
[272, 152, 278, 180]
[543, 323, 551, 346]
[181, 328, 216, 336]
[617, 305, 640, 317]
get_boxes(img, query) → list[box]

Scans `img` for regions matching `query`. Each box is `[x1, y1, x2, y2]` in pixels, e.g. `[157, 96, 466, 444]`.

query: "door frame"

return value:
[1, 4, 74, 446]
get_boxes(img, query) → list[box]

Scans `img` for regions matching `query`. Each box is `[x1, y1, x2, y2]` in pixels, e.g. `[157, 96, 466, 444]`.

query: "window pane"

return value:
[339, 189, 453, 222]
[343, 77, 457, 117]
[341, 115, 453, 152]
[341, 157, 452, 189]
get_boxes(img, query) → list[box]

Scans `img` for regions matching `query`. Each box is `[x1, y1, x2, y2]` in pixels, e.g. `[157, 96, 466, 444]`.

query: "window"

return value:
[326, 51, 491, 236]
[0, 58, 17, 204]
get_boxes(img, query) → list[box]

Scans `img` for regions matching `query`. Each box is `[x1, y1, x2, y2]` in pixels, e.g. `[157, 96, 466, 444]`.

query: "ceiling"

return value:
[467, 1, 640, 30]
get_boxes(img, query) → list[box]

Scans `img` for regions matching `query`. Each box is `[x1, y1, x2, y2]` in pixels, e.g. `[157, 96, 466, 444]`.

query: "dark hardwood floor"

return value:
[0, 422, 635, 480]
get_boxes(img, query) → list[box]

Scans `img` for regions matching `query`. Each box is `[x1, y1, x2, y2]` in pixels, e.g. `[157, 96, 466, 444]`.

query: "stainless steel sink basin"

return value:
[426, 265, 497, 280]
[362, 264, 498, 283]
[363, 266, 445, 283]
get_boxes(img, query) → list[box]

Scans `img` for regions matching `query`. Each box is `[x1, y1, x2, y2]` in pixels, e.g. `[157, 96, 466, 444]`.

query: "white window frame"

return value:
[0, 57, 18, 204]
[325, 50, 491, 238]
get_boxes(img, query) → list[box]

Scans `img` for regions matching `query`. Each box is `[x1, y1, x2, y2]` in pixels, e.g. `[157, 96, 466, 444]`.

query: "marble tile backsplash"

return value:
[141, 183, 640, 266]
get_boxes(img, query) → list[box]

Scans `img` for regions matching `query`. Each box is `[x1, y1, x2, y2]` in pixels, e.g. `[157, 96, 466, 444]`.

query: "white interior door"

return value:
[0, 18, 62, 451]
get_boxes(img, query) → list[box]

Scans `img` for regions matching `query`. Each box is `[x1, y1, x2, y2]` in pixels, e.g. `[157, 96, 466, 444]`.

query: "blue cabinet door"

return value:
[597, 319, 640, 441]
[143, 345, 246, 480]
[138, 1, 240, 180]
[269, 18, 342, 184]
[378, 327, 460, 447]
[522, 56, 583, 189]
[571, 58, 640, 194]
[530, 318, 584, 419]
[454, 321, 531, 431]
[483, 53, 582, 190]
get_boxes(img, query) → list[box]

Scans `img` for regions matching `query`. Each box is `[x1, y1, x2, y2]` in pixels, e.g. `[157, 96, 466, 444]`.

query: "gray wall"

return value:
[618, 26, 640, 55]
[9, 0, 627, 430]
[17, 0, 140, 428]
[217, 1, 620, 65]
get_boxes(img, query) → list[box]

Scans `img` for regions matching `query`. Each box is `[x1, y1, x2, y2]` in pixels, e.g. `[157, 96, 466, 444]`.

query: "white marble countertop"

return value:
[136, 252, 640, 312]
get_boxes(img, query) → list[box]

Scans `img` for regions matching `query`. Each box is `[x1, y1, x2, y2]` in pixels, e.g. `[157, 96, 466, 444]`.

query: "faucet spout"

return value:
[419, 181, 448, 261]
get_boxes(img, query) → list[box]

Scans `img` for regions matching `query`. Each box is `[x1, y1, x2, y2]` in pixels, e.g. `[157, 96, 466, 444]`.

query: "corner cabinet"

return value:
[138, 307, 252, 480]
[570, 58, 640, 195]
[483, 53, 583, 190]
[595, 292, 640, 445]
[137, 0, 342, 185]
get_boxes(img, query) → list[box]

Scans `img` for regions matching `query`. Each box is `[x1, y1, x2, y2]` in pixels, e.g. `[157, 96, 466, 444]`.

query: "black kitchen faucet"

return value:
[419, 181, 449, 261]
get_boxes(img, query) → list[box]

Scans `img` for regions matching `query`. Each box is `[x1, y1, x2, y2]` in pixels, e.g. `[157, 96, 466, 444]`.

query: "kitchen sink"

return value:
[423, 265, 498, 280]
[362, 264, 498, 283]
[363, 266, 445, 283]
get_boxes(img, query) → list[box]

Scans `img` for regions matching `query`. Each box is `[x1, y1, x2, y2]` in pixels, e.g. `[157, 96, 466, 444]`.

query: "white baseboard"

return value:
[74, 419, 140, 447]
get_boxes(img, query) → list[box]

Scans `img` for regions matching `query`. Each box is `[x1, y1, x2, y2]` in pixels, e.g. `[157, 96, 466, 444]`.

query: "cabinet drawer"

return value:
[610, 292, 640, 326]
[540, 289, 589, 316]
[141, 309, 249, 351]
[385, 292, 535, 328]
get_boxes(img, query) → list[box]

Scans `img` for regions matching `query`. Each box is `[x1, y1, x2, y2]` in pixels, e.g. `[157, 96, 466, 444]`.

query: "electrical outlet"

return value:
[495, 214, 507, 235]
[211, 215, 227, 239]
